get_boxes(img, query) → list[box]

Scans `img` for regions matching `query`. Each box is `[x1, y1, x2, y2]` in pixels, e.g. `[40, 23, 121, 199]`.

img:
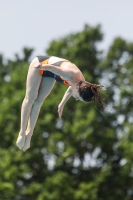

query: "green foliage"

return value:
[0, 24, 133, 200]
[47, 24, 103, 81]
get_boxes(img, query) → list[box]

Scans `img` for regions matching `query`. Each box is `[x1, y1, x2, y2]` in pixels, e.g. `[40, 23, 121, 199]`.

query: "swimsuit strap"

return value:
[52, 60, 69, 66]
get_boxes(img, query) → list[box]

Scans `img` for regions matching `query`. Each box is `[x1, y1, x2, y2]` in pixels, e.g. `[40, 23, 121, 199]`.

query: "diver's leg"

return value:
[22, 77, 56, 151]
[16, 57, 42, 149]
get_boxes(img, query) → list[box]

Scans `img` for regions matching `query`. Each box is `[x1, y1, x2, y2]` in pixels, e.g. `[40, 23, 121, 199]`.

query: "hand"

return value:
[58, 103, 64, 119]
[33, 64, 41, 68]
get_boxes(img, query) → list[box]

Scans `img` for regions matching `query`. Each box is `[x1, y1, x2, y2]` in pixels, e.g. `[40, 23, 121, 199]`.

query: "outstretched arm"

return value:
[35, 63, 73, 80]
[58, 86, 73, 118]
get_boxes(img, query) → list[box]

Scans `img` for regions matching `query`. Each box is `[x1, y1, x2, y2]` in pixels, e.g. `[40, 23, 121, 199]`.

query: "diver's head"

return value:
[75, 81, 105, 108]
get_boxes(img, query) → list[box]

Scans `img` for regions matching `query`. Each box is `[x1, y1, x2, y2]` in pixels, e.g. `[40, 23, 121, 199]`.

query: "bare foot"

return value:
[16, 133, 26, 150]
[22, 134, 32, 151]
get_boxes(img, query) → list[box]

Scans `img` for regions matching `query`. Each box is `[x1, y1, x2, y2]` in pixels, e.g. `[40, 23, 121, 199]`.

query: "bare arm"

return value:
[35, 64, 73, 79]
[58, 86, 73, 118]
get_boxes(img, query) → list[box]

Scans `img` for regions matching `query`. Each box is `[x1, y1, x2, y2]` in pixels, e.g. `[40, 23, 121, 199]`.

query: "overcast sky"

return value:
[1, 0, 133, 60]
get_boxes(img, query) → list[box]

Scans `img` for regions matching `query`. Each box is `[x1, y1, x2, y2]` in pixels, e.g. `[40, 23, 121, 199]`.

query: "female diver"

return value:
[16, 55, 105, 151]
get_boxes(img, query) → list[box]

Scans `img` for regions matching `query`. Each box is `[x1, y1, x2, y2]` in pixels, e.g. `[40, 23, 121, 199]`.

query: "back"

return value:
[48, 56, 68, 64]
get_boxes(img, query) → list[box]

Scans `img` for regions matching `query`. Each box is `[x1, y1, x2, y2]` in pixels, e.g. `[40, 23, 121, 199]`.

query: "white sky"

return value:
[0, 0, 133, 59]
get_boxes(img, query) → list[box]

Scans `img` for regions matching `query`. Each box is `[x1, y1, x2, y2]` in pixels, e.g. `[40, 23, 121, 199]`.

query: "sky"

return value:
[0, 0, 133, 60]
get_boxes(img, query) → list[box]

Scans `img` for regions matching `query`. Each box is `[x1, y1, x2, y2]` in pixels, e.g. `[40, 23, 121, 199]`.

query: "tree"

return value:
[0, 24, 133, 200]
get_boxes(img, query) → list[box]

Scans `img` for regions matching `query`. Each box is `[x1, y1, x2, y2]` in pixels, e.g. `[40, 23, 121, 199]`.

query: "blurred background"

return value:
[0, 1, 133, 199]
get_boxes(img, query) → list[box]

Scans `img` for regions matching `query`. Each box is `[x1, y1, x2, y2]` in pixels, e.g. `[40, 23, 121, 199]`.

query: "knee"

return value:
[34, 98, 44, 108]
[24, 94, 37, 105]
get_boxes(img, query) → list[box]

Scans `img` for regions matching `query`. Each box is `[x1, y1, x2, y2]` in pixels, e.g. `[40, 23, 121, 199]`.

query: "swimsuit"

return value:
[37, 56, 84, 86]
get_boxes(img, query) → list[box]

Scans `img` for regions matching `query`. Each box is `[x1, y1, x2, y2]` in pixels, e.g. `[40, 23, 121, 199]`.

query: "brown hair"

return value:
[77, 81, 105, 108]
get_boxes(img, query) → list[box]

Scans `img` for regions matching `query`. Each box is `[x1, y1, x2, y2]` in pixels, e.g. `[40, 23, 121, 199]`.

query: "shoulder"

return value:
[63, 62, 80, 75]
